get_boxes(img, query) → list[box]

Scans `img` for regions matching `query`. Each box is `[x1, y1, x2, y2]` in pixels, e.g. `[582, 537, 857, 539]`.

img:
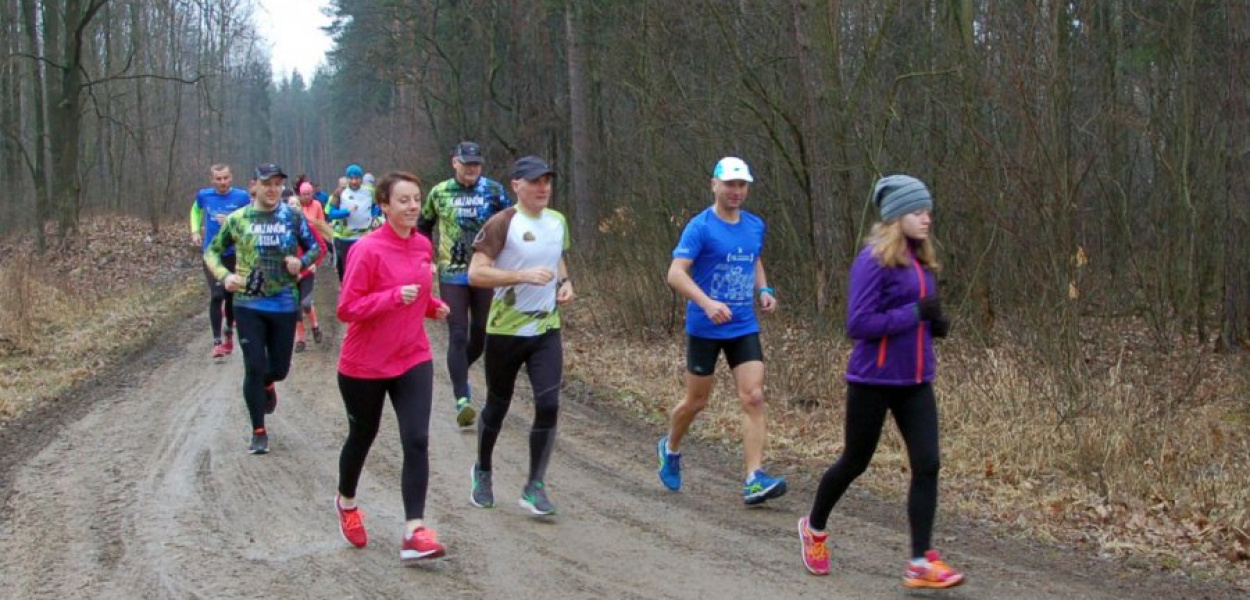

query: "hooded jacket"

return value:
[844, 244, 938, 385]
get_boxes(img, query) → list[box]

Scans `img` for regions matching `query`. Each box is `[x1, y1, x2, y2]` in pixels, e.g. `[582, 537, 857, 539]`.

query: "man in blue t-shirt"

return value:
[655, 156, 787, 506]
[190, 163, 252, 359]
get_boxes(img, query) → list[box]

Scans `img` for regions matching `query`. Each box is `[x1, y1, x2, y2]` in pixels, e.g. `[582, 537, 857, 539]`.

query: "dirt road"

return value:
[0, 290, 1239, 599]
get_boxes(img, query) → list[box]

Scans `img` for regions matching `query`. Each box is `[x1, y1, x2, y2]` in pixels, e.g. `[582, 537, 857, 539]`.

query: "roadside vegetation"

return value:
[0, 218, 198, 420]
[564, 263, 1250, 590]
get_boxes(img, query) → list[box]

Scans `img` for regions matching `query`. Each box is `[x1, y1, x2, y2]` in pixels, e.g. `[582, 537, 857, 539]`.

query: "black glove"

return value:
[930, 315, 951, 338]
[917, 295, 944, 322]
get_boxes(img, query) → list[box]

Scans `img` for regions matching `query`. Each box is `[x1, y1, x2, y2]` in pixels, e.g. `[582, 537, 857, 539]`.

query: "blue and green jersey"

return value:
[205, 203, 321, 312]
[418, 177, 511, 284]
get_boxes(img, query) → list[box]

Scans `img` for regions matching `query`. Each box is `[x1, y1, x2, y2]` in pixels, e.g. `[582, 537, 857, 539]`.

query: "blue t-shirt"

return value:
[671, 206, 766, 339]
[195, 187, 252, 255]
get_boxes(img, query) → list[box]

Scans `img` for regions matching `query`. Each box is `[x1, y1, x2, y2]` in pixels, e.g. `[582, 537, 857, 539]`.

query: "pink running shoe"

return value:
[798, 516, 830, 575]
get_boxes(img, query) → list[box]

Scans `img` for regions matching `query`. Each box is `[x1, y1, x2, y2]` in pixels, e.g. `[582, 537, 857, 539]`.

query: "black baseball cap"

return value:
[254, 163, 287, 181]
[509, 155, 556, 181]
[453, 141, 484, 164]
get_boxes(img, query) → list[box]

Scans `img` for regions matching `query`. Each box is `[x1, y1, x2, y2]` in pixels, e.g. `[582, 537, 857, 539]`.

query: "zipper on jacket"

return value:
[911, 256, 928, 383]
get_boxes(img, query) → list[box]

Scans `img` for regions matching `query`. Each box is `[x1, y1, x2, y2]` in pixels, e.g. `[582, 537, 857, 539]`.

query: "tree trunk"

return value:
[0, 0, 25, 231]
[47, 0, 110, 239]
[565, 0, 597, 249]
[1220, 0, 1249, 352]
[20, 0, 50, 251]
[790, 0, 841, 314]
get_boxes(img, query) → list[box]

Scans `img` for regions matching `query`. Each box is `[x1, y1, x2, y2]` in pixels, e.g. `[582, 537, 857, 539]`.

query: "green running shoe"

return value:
[519, 481, 556, 516]
[470, 463, 495, 508]
[455, 397, 477, 428]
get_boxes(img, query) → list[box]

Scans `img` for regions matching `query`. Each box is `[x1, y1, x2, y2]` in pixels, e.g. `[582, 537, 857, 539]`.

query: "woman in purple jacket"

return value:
[797, 175, 964, 589]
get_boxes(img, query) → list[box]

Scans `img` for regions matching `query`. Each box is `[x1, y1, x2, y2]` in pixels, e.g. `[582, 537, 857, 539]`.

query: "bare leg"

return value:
[732, 360, 767, 476]
[667, 373, 714, 451]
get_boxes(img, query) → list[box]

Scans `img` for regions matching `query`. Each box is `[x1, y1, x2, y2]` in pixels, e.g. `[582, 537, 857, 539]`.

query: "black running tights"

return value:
[439, 282, 492, 400]
[204, 255, 236, 340]
[333, 238, 356, 283]
[477, 331, 562, 484]
[233, 307, 297, 430]
[337, 361, 434, 521]
[808, 382, 940, 558]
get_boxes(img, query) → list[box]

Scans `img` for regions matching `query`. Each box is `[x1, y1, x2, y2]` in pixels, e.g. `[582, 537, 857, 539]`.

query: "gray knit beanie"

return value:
[873, 174, 933, 221]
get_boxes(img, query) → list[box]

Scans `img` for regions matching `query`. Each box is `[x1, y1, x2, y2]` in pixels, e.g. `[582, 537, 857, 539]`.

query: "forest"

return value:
[2, 0, 1248, 578]
[3, 0, 1246, 350]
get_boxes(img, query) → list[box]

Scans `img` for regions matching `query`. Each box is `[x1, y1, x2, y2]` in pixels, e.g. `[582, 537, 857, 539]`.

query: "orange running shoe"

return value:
[902, 550, 965, 589]
[798, 516, 830, 575]
[400, 527, 445, 562]
[335, 496, 368, 548]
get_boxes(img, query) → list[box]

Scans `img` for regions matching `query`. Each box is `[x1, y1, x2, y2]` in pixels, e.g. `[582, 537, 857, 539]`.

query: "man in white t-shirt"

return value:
[328, 163, 379, 281]
[466, 156, 575, 517]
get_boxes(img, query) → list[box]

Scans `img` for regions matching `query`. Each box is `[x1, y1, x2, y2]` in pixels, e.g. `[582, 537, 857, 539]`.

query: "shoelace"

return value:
[341, 508, 364, 532]
[805, 536, 829, 561]
[414, 528, 438, 544]
[927, 560, 958, 580]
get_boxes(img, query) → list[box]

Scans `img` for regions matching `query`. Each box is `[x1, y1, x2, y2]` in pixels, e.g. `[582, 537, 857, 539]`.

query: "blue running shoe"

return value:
[743, 469, 787, 505]
[657, 436, 682, 491]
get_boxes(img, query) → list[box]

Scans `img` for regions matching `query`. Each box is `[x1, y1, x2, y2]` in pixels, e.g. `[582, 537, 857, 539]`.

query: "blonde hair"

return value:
[867, 221, 940, 271]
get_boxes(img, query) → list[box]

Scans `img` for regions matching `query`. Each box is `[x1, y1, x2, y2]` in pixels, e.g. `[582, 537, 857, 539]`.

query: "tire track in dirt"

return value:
[0, 280, 1242, 599]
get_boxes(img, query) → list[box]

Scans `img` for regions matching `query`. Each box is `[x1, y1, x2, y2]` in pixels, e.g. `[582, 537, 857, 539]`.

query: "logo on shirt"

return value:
[726, 247, 754, 262]
[249, 221, 290, 247]
[523, 231, 536, 242]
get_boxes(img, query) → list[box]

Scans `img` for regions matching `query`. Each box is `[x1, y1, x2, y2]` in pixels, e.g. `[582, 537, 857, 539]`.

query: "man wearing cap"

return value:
[466, 155, 574, 516]
[418, 141, 512, 428]
[205, 163, 321, 455]
[190, 164, 252, 359]
[656, 156, 787, 506]
[328, 163, 379, 282]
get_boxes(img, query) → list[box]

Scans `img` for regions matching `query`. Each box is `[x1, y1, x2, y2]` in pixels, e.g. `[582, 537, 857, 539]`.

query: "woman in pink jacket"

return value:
[332, 171, 451, 564]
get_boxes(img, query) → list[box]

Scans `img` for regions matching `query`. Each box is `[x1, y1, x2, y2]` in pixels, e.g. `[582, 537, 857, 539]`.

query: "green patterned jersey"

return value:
[418, 177, 511, 284]
[204, 203, 320, 312]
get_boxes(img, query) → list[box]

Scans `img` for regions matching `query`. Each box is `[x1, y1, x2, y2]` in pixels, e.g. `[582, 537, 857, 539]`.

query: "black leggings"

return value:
[439, 282, 493, 399]
[334, 238, 357, 283]
[477, 331, 562, 484]
[337, 361, 434, 520]
[203, 255, 236, 341]
[808, 382, 940, 558]
[297, 273, 316, 311]
[233, 307, 298, 430]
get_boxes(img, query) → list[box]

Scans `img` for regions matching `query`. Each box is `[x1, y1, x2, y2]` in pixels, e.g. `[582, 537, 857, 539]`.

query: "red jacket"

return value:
[298, 200, 327, 279]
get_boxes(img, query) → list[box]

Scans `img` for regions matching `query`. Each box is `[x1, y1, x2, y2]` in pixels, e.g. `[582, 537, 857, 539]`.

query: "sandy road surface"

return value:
[0, 285, 1240, 600]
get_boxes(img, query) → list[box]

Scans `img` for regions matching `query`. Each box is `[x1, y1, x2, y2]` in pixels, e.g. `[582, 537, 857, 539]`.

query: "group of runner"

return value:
[190, 148, 963, 588]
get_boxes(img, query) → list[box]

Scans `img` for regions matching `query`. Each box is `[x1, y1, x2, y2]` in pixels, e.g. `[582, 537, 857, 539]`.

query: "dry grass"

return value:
[0, 218, 199, 420]
[564, 267, 1250, 590]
